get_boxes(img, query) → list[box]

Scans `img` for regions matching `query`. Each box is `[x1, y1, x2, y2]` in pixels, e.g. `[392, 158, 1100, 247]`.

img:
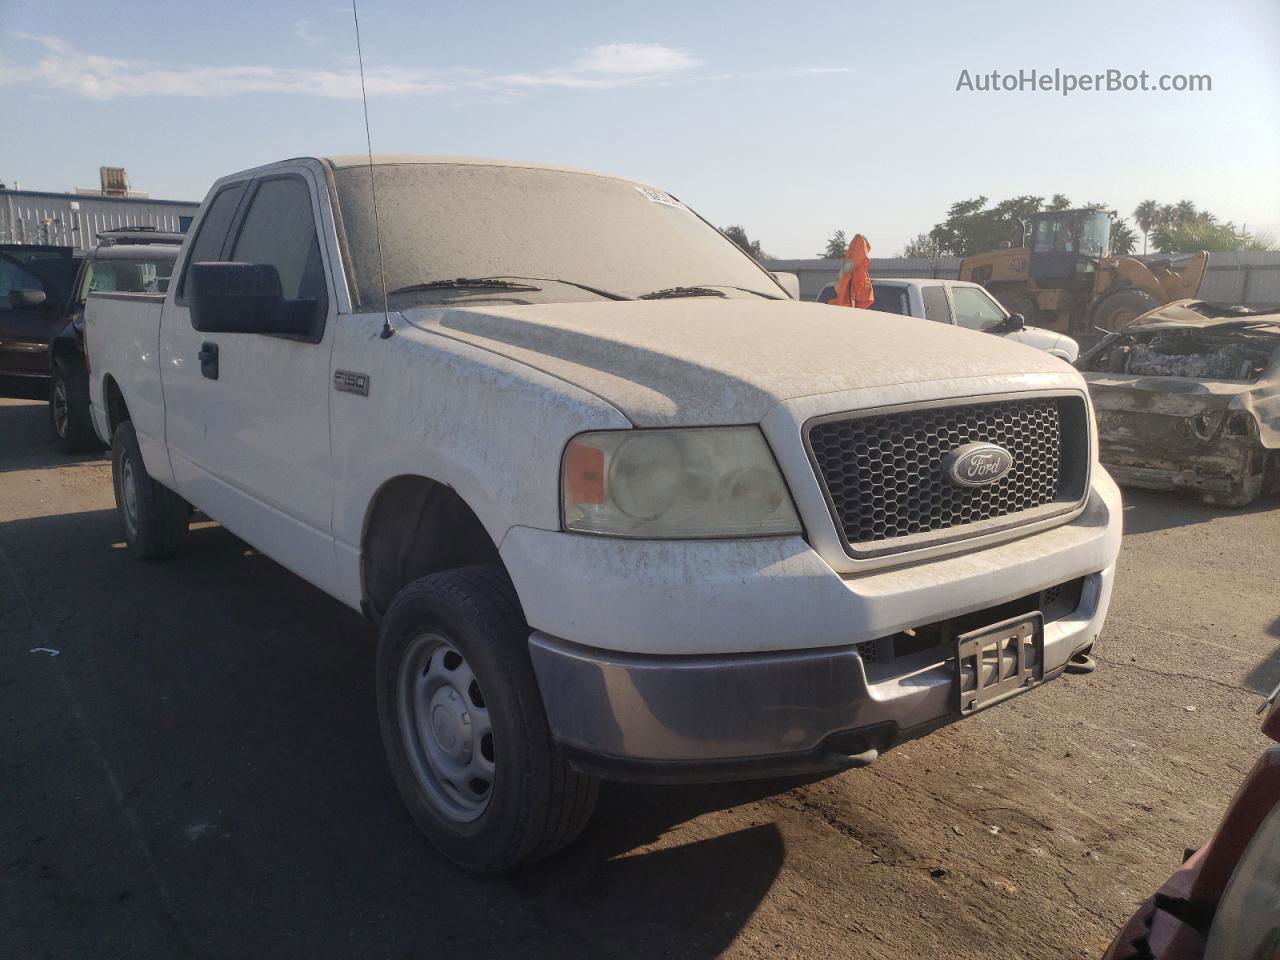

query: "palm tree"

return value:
[1174, 200, 1197, 223]
[1133, 199, 1160, 254]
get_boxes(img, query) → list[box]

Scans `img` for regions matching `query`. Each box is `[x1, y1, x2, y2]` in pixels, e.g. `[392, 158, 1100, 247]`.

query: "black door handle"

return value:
[198, 341, 219, 380]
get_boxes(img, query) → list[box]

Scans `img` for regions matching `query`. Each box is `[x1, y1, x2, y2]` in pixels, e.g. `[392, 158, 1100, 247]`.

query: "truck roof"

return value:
[197, 155, 659, 195]
[320, 155, 640, 185]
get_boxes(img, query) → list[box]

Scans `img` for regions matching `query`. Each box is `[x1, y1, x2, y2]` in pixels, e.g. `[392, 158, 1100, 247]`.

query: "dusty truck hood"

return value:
[403, 299, 1078, 425]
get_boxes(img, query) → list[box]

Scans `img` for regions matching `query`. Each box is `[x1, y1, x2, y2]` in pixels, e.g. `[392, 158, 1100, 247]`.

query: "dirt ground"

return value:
[2, 395, 1277, 959]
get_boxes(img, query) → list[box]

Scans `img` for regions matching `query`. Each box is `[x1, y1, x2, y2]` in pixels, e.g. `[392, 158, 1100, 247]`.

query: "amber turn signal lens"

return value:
[564, 439, 606, 505]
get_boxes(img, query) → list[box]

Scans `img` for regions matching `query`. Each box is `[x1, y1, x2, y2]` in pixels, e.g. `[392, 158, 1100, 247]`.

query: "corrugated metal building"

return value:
[0, 189, 200, 251]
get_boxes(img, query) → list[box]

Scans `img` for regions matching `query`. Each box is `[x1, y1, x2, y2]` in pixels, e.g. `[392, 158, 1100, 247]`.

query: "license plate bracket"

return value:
[955, 612, 1045, 716]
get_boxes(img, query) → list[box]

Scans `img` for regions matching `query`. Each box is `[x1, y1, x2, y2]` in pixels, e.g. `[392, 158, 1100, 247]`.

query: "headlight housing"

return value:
[561, 427, 802, 538]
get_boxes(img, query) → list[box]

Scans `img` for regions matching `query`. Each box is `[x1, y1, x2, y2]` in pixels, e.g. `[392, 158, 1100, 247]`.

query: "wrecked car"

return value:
[1078, 300, 1280, 507]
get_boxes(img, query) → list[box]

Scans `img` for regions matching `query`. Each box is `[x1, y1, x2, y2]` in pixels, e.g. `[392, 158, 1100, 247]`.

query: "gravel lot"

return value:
[2, 395, 1277, 959]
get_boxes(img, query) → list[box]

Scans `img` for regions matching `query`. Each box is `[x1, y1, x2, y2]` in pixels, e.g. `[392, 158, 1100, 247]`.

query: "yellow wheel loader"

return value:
[959, 209, 1209, 340]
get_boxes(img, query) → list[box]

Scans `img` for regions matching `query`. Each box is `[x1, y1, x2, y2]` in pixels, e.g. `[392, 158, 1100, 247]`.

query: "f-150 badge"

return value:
[333, 370, 370, 397]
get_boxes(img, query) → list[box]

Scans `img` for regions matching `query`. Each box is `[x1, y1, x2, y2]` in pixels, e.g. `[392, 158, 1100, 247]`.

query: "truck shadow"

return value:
[1120, 485, 1279, 535]
[0, 505, 795, 959]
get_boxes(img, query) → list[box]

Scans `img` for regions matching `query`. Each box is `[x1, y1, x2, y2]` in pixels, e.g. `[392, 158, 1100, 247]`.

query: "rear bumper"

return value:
[529, 564, 1112, 782]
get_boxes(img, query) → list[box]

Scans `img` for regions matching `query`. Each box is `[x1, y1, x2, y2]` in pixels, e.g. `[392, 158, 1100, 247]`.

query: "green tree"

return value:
[1153, 219, 1276, 253]
[1109, 219, 1138, 255]
[927, 194, 1048, 257]
[721, 224, 770, 260]
[900, 233, 943, 259]
[1132, 200, 1161, 254]
[819, 230, 849, 259]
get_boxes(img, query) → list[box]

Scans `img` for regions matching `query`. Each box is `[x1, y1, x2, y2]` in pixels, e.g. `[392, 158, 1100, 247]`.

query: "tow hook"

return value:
[825, 747, 879, 769]
[1066, 648, 1097, 674]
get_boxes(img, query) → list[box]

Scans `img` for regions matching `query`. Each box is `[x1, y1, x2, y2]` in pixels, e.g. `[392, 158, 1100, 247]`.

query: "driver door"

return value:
[161, 171, 339, 594]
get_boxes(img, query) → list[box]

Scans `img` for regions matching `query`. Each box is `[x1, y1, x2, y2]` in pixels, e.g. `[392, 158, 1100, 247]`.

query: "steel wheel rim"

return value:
[397, 632, 494, 822]
[120, 455, 140, 538]
[52, 379, 69, 437]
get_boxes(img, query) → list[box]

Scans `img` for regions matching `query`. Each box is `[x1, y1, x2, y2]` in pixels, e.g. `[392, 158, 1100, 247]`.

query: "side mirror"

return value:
[9, 288, 47, 310]
[770, 272, 800, 300]
[1003, 312, 1026, 332]
[189, 262, 318, 337]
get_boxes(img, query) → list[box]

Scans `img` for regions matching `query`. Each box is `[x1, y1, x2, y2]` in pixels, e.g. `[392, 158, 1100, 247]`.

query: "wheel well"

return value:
[51, 338, 81, 366]
[361, 476, 503, 618]
[103, 376, 130, 436]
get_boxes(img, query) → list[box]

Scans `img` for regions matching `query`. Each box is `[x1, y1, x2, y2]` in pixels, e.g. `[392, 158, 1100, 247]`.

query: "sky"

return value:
[1, 0, 1277, 258]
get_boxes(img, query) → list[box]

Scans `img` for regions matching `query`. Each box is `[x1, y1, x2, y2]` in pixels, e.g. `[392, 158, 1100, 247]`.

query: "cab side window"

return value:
[178, 183, 247, 299]
[922, 286, 952, 325]
[230, 178, 326, 310]
[952, 287, 1007, 332]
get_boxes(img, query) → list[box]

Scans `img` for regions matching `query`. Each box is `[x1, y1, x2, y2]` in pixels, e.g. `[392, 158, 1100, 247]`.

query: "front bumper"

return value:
[509, 474, 1119, 781]
[528, 564, 1111, 781]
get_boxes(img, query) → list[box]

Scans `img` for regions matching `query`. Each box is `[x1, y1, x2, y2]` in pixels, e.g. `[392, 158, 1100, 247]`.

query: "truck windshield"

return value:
[333, 163, 778, 308]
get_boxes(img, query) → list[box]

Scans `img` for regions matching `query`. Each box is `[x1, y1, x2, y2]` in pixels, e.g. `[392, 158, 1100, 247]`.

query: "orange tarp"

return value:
[832, 234, 874, 309]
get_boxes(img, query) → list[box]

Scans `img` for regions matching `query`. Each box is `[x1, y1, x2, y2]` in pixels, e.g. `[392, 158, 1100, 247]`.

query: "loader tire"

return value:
[990, 289, 1040, 328]
[1091, 289, 1159, 334]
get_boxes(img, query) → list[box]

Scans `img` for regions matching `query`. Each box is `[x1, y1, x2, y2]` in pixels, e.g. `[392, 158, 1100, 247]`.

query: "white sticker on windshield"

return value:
[634, 186, 689, 211]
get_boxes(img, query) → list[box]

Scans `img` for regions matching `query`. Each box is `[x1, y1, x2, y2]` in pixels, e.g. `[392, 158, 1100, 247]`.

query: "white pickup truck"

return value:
[86, 156, 1121, 873]
[818, 277, 1081, 362]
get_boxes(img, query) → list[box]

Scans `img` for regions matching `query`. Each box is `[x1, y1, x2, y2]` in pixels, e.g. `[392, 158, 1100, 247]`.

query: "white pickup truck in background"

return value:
[818, 277, 1081, 362]
[85, 155, 1120, 873]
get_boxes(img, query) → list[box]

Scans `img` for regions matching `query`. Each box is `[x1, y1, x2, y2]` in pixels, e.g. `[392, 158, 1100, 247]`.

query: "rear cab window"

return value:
[80, 258, 175, 299]
[869, 284, 910, 316]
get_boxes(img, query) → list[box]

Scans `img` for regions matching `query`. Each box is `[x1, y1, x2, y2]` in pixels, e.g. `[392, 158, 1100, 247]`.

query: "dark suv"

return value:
[0, 230, 181, 451]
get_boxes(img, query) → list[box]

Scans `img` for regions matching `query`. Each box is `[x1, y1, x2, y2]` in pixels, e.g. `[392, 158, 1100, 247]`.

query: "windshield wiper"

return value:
[703, 284, 782, 300]
[637, 284, 782, 301]
[637, 286, 728, 300]
[389, 278, 542, 295]
[389, 275, 631, 301]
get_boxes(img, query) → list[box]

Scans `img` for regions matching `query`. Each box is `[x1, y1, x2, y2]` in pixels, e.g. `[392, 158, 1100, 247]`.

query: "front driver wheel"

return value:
[376, 566, 598, 874]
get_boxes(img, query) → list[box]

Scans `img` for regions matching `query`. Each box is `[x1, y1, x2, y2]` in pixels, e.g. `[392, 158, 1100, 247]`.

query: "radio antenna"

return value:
[351, 0, 393, 338]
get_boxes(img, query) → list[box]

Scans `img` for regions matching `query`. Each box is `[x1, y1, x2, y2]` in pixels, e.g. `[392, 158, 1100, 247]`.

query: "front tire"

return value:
[111, 421, 191, 559]
[376, 566, 598, 874]
[49, 358, 101, 454]
[1091, 289, 1159, 334]
[990, 288, 1041, 328]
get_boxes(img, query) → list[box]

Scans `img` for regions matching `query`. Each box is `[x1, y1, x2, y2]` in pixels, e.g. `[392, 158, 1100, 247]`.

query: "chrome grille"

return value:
[806, 396, 1088, 556]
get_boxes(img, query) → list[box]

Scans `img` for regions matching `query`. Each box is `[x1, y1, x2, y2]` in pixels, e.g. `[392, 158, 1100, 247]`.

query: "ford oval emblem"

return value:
[942, 442, 1014, 488]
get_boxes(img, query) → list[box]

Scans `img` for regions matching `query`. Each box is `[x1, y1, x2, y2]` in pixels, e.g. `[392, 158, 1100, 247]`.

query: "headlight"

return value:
[562, 427, 802, 538]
